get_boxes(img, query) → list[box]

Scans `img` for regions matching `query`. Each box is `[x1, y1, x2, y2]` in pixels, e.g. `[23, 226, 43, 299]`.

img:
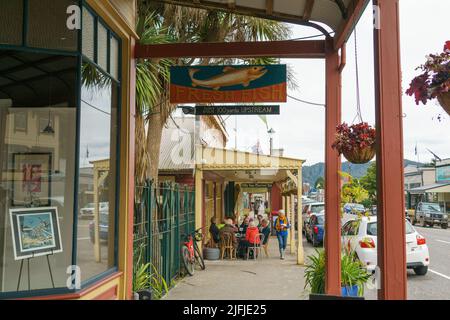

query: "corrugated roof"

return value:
[408, 182, 450, 195]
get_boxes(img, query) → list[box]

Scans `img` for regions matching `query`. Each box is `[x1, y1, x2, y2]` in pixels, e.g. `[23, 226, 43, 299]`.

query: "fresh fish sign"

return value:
[170, 65, 287, 103]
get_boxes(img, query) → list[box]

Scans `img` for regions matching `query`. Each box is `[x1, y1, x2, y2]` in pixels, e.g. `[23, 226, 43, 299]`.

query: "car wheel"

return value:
[413, 266, 428, 276]
[442, 223, 448, 229]
[420, 217, 426, 227]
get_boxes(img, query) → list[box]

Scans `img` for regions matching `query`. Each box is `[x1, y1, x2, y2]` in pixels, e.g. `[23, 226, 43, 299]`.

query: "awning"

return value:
[408, 183, 450, 195]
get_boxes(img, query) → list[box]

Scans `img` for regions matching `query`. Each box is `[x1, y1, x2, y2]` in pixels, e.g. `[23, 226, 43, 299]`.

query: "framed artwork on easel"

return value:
[9, 207, 63, 260]
[11, 153, 52, 207]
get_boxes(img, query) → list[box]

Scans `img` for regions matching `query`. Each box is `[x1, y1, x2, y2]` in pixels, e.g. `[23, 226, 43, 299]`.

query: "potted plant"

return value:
[304, 249, 370, 297]
[406, 41, 450, 116]
[332, 122, 376, 164]
[133, 262, 152, 300]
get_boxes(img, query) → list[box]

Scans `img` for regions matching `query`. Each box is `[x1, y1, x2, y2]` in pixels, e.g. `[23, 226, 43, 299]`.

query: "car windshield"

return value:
[100, 213, 109, 225]
[349, 204, 365, 211]
[316, 215, 325, 224]
[367, 220, 415, 236]
[422, 203, 441, 212]
[311, 205, 324, 213]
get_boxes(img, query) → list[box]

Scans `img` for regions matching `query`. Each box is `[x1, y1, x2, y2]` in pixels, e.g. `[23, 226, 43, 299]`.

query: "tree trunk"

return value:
[146, 110, 162, 185]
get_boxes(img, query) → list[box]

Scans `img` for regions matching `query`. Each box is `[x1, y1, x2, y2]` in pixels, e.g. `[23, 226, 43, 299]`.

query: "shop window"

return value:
[0, 50, 78, 293]
[110, 36, 120, 80]
[82, 8, 95, 61]
[28, 0, 79, 51]
[0, 0, 23, 46]
[77, 61, 118, 282]
[97, 23, 108, 72]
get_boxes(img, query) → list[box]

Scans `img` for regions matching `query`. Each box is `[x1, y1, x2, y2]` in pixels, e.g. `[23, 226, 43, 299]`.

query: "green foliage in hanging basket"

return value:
[332, 122, 376, 164]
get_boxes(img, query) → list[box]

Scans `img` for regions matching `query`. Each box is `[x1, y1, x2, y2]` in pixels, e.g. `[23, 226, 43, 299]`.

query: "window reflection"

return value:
[77, 62, 118, 281]
[0, 50, 77, 292]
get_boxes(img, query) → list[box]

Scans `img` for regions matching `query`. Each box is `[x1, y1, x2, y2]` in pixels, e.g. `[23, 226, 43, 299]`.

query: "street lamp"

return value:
[267, 128, 275, 156]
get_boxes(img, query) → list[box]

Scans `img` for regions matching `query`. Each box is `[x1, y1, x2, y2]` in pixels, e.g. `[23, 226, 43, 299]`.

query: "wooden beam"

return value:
[136, 40, 326, 59]
[338, 43, 346, 73]
[373, 0, 407, 300]
[333, 0, 369, 50]
[303, 0, 315, 20]
[324, 39, 342, 296]
[297, 166, 304, 265]
[286, 170, 298, 186]
[266, 0, 274, 15]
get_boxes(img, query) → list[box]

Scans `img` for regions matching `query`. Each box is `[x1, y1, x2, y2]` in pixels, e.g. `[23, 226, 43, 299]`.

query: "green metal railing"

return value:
[134, 180, 195, 286]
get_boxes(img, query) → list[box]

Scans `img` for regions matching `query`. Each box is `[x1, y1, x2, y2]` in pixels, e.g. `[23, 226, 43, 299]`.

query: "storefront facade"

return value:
[0, 0, 136, 299]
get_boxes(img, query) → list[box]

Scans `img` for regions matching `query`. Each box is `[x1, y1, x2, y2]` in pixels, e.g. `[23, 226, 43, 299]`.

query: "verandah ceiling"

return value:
[148, 0, 369, 37]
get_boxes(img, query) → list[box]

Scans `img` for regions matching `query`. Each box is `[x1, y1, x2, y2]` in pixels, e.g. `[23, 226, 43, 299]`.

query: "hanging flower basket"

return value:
[406, 41, 450, 116]
[332, 122, 376, 164]
[437, 91, 450, 116]
[342, 144, 376, 164]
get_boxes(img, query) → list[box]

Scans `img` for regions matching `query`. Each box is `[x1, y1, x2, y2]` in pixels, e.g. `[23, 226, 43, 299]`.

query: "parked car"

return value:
[342, 203, 366, 225]
[79, 202, 109, 219]
[411, 202, 448, 229]
[89, 210, 109, 243]
[305, 212, 325, 247]
[341, 216, 430, 275]
[301, 202, 325, 234]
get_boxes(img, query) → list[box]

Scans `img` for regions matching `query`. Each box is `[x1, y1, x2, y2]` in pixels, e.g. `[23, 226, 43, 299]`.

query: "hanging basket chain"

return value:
[354, 28, 363, 124]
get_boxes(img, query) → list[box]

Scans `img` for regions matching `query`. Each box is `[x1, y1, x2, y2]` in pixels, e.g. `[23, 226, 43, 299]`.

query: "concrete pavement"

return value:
[164, 236, 313, 300]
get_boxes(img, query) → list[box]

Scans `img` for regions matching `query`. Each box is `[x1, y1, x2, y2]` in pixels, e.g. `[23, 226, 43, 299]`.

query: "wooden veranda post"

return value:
[373, 0, 407, 300]
[324, 39, 342, 296]
[289, 194, 296, 254]
[297, 166, 304, 265]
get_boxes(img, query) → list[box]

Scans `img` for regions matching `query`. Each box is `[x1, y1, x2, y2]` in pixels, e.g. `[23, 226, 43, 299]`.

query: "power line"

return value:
[287, 94, 325, 107]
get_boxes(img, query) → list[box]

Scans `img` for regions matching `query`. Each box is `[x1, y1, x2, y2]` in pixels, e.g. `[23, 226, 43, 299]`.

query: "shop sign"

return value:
[195, 105, 279, 115]
[170, 65, 287, 103]
[436, 164, 450, 182]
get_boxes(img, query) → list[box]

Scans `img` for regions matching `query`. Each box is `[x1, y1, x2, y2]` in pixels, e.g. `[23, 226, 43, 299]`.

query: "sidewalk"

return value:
[164, 236, 313, 300]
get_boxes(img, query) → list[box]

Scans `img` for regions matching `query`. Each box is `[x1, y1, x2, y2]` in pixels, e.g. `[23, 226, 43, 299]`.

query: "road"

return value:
[302, 225, 450, 300]
[407, 225, 450, 299]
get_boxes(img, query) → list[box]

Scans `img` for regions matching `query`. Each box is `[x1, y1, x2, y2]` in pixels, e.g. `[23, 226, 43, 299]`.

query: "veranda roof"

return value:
[151, 0, 369, 47]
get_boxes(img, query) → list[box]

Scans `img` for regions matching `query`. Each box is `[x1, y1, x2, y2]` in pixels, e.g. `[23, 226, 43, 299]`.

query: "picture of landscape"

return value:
[17, 212, 56, 252]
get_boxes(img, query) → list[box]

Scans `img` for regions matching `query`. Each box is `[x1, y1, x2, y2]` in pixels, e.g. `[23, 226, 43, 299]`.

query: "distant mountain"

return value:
[302, 159, 423, 186]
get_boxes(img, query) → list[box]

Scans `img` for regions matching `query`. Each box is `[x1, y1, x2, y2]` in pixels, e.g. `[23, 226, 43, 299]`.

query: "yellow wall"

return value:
[85, 0, 137, 300]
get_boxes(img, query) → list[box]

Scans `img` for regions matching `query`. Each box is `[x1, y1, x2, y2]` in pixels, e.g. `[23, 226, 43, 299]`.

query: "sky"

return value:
[220, 0, 450, 166]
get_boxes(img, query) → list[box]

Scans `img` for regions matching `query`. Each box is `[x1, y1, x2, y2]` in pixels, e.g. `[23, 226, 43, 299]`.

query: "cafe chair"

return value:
[247, 233, 264, 260]
[220, 232, 236, 260]
[262, 236, 270, 258]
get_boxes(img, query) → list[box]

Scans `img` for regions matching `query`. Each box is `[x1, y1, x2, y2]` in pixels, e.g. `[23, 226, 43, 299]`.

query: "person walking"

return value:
[274, 209, 290, 259]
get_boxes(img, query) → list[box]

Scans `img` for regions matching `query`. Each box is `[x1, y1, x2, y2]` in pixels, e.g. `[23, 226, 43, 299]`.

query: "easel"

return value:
[16, 250, 55, 291]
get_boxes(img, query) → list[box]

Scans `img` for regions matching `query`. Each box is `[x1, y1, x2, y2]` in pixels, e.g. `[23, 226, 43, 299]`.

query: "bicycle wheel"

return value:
[194, 242, 206, 270]
[181, 246, 194, 276]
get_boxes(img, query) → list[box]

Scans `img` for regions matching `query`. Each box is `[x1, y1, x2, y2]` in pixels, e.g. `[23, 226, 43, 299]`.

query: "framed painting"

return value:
[12, 153, 52, 207]
[9, 207, 63, 260]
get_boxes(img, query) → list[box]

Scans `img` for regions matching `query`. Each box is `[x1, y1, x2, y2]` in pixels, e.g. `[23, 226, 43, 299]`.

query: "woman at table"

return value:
[243, 221, 261, 259]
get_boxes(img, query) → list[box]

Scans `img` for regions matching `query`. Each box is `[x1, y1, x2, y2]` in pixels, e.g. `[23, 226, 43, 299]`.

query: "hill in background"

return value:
[302, 159, 423, 186]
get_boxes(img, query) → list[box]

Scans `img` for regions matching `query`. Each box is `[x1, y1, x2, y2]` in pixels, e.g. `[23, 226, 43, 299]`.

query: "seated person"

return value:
[219, 218, 238, 249]
[245, 221, 261, 246]
[239, 216, 250, 235]
[259, 219, 271, 246]
[209, 217, 220, 245]
[240, 221, 261, 259]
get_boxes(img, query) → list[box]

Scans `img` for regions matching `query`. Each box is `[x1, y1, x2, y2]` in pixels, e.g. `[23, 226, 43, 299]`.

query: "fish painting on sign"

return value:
[170, 65, 287, 104]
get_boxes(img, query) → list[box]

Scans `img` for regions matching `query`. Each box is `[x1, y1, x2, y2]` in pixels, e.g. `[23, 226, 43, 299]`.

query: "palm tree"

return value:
[135, 2, 293, 185]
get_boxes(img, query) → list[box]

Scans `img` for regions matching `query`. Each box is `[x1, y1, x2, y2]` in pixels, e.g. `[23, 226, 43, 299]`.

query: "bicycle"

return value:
[181, 228, 205, 276]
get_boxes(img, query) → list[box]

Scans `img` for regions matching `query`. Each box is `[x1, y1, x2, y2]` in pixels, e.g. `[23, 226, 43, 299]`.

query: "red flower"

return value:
[445, 41, 450, 52]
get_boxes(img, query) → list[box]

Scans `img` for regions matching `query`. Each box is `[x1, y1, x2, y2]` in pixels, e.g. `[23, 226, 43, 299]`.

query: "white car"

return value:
[341, 216, 430, 275]
[79, 202, 109, 218]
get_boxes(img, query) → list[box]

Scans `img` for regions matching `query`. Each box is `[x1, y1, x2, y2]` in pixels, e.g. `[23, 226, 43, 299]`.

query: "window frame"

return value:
[0, 0, 122, 299]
